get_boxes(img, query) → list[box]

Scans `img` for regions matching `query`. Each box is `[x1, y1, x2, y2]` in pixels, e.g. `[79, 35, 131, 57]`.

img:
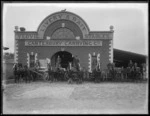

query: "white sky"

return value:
[3, 3, 148, 55]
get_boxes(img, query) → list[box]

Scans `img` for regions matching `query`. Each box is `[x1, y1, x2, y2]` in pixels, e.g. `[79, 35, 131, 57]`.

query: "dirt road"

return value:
[3, 82, 148, 114]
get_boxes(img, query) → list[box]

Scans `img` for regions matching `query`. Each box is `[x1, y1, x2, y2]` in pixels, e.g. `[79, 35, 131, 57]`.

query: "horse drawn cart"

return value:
[29, 59, 49, 81]
[67, 67, 83, 84]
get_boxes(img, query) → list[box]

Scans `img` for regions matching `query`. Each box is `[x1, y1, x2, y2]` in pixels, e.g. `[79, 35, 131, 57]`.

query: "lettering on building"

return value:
[25, 40, 102, 46]
[15, 33, 38, 39]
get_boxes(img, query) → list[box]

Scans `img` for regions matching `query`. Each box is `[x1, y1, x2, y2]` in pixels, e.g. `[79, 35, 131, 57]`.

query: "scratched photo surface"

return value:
[2, 3, 148, 114]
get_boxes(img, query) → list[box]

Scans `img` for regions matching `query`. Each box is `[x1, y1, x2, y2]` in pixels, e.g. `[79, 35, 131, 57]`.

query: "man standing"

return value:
[72, 55, 76, 68]
[142, 63, 146, 79]
[56, 56, 61, 69]
[128, 60, 134, 78]
[128, 60, 133, 68]
[13, 63, 18, 83]
[75, 55, 80, 71]
[35, 60, 40, 69]
[47, 61, 53, 82]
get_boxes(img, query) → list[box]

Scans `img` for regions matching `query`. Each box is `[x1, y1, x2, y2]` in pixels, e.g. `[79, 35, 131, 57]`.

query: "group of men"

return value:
[127, 60, 146, 79]
[46, 55, 82, 83]
[54, 55, 80, 71]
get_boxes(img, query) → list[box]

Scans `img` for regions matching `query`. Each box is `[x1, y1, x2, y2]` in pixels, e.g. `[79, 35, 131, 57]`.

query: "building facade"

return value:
[14, 10, 114, 71]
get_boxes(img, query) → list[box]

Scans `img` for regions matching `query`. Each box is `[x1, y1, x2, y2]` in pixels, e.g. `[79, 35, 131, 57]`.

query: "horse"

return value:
[13, 63, 19, 83]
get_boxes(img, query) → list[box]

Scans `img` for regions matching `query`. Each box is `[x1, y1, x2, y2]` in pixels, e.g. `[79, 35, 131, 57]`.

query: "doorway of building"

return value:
[51, 51, 73, 69]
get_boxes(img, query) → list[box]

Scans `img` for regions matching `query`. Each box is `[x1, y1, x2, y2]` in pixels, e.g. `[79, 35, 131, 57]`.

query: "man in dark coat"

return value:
[75, 55, 80, 71]
[47, 63, 54, 82]
[72, 55, 76, 68]
[24, 65, 30, 83]
[13, 63, 18, 83]
[56, 56, 61, 69]
[128, 60, 133, 68]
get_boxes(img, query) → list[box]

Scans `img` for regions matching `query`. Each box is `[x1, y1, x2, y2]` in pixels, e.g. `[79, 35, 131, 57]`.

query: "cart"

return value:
[29, 59, 49, 81]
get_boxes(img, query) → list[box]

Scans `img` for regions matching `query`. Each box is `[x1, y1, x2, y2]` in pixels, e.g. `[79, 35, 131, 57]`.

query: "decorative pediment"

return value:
[37, 11, 90, 39]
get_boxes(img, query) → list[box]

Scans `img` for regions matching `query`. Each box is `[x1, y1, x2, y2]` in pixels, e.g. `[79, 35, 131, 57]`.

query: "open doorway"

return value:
[51, 51, 73, 69]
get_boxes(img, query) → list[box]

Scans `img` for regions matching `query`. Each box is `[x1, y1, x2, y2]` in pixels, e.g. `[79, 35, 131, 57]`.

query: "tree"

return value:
[3, 52, 14, 60]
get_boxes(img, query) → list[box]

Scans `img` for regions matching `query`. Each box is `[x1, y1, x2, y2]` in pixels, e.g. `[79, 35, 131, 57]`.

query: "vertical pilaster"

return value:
[69, 62, 72, 70]
[109, 26, 114, 63]
[27, 53, 30, 68]
[88, 53, 92, 72]
[14, 26, 19, 63]
[35, 53, 37, 63]
[15, 39, 18, 63]
[97, 53, 100, 68]
[109, 40, 113, 63]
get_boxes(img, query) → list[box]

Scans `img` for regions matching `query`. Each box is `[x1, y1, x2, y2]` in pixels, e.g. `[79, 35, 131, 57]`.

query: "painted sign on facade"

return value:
[15, 33, 38, 39]
[37, 11, 89, 39]
[85, 33, 112, 39]
[15, 32, 112, 39]
[25, 40, 102, 46]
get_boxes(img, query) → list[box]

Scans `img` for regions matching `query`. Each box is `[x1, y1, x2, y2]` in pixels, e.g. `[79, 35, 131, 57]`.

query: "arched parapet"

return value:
[37, 11, 90, 39]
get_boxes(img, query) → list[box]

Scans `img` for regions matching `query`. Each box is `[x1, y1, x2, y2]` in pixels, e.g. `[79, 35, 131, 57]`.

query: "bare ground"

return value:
[3, 81, 148, 114]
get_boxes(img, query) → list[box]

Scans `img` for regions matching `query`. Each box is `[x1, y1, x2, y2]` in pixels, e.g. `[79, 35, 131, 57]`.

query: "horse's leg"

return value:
[20, 72, 22, 83]
[25, 73, 27, 83]
[30, 72, 32, 82]
[17, 74, 19, 83]
[106, 73, 107, 81]
[25, 75, 27, 83]
[32, 72, 35, 81]
[15, 75, 17, 83]
[16, 74, 18, 83]
[33, 72, 36, 81]
[48, 72, 50, 81]
[27, 75, 29, 83]
[54, 73, 56, 82]
[52, 73, 54, 82]
[31, 72, 34, 81]
[19, 74, 22, 83]
[29, 72, 32, 82]
[14, 74, 17, 83]
[31, 73, 33, 82]
[104, 73, 106, 81]
[21, 72, 23, 83]
[55, 73, 57, 82]
[101, 73, 104, 81]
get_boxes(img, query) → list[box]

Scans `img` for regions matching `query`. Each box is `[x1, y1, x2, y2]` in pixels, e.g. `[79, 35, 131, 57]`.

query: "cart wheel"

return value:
[43, 72, 49, 81]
